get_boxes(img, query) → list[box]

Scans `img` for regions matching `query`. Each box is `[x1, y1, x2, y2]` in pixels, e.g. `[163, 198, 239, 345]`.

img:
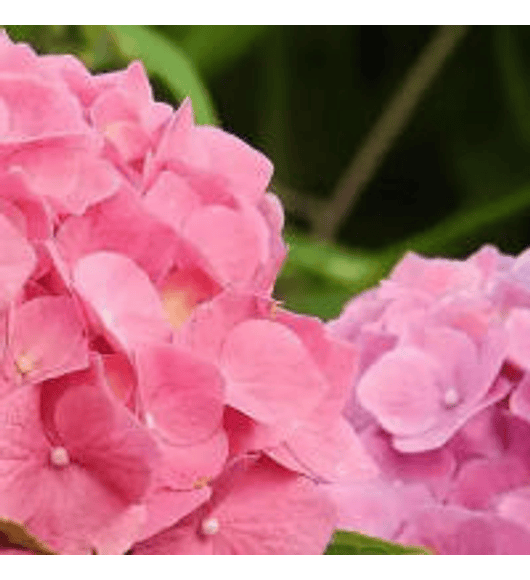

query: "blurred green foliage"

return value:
[6, 25, 530, 324]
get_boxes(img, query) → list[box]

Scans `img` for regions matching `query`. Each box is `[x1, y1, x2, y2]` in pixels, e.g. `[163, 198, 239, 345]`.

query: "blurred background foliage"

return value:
[6, 25, 530, 320]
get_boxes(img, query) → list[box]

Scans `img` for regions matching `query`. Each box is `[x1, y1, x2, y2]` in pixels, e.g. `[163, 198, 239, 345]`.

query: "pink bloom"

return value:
[178, 292, 378, 484]
[141, 98, 286, 295]
[0, 294, 89, 397]
[0, 360, 158, 554]
[0, 32, 119, 218]
[131, 456, 336, 555]
[327, 245, 530, 554]
[0, 31, 362, 555]
[396, 505, 530, 555]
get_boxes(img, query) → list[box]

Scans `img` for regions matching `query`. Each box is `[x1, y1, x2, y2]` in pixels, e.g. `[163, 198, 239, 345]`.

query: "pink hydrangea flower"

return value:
[0, 30, 374, 555]
[130, 456, 337, 555]
[328, 245, 530, 554]
[176, 291, 378, 485]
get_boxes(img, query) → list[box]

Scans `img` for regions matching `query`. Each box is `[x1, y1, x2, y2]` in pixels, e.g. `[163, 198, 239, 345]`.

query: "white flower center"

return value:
[50, 446, 69, 467]
[443, 387, 460, 407]
[201, 517, 219, 536]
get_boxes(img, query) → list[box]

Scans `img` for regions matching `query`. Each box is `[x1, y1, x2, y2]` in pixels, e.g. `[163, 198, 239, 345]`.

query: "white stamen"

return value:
[443, 387, 459, 407]
[145, 412, 156, 429]
[201, 517, 219, 536]
[15, 354, 34, 375]
[50, 446, 69, 467]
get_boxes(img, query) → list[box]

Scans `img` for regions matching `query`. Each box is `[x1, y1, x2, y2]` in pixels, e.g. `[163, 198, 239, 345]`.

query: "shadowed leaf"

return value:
[0, 518, 56, 554]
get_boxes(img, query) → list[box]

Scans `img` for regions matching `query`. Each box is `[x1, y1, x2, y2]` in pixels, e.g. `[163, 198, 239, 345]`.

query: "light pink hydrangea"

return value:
[328, 245, 530, 554]
[0, 31, 373, 555]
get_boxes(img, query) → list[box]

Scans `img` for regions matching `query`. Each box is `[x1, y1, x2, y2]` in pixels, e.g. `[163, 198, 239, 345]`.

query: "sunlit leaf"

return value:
[325, 530, 431, 555]
[107, 25, 218, 125]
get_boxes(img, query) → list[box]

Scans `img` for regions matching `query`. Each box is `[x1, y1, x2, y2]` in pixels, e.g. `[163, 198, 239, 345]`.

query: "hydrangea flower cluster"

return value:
[0, 31, 378, 554]
[328, 245, 530, 554]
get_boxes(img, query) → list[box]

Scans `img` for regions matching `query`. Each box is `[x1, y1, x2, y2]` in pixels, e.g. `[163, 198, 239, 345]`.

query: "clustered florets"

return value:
[0, 31, 376, 554]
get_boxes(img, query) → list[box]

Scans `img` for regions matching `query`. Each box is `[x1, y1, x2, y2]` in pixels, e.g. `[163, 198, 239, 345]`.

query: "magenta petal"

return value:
[136, 344, 224, 445]
[221, 319, 327, 425]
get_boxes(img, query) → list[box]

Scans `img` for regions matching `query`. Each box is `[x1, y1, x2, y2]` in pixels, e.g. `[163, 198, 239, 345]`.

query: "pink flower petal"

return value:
[507, 308, 530, 370]
[221, 318, 327, 425]
[182, 205, 262, 286]
[9, 295, 89, 386]
[0, 384, 146, 554]
[154, 429, 229, 490]
[143, 170, 201, 232]
[497, 486, 530, 533]
[136, 344, 224, 445]
[51, 365, 158, 506]
[132, 457, 336, 555]
[0, 213, 36, 303]
[272, 417, 379, 483]
[73, 251, 171, 351]
[327, 480, 433, 541]
[357, 347, 441, 436]
[447, 456, 530, 510]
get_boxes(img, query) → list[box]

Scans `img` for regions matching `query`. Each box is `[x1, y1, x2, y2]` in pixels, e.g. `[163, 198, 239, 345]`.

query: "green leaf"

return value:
[325, 530, 432, 555]
[284, 232, 391, 288]
[106, 25, 218, 125]
[0, 518, 56, 554]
